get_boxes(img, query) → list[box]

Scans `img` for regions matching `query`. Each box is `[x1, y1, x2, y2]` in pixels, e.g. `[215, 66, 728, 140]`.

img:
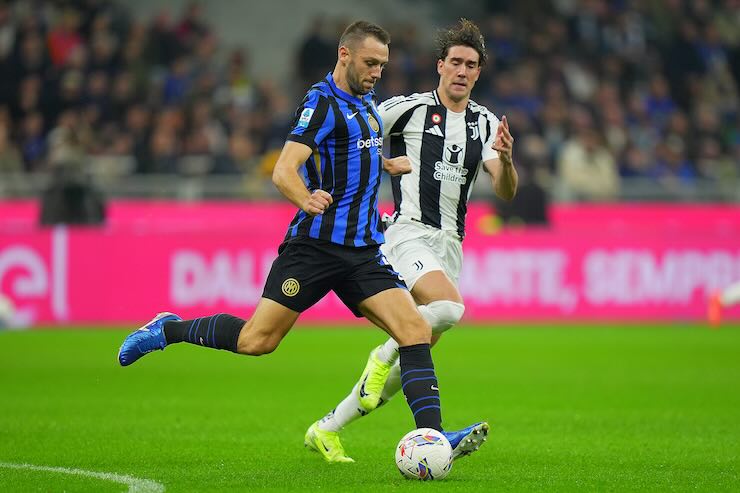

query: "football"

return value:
[395, 428, 453, 480]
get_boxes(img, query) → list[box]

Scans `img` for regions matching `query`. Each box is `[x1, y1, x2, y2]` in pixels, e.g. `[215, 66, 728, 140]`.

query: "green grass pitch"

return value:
[1, 324, 739, 492]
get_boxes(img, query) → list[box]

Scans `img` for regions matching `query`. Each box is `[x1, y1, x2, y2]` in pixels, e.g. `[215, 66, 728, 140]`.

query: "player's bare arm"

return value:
[485, 115, 518, 201]
[272, 141, 333, 216]
[382, 155, 412, 176]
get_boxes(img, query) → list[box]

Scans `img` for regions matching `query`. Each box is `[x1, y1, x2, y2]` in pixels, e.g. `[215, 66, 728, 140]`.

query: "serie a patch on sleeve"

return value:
[298, 108, 315, 128]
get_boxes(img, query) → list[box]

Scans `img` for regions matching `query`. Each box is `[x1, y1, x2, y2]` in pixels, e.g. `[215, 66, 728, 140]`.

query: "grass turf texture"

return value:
[1, 325, 738, 492]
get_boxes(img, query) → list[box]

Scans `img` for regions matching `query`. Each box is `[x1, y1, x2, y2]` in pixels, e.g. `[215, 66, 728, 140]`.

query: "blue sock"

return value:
[163, 314, 244, 352]
[399, 343, 442, 431]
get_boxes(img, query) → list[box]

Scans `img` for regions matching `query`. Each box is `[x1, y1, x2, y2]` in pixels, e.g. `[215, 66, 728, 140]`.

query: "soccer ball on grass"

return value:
[395, 428, 453, 480]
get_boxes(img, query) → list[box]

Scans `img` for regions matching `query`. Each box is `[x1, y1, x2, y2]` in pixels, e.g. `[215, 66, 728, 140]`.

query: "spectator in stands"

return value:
[175, 2, 210, 51]
[47, 8, 83, 67]
[0, 0, 735, 202]
[39, 165, 106, 225]
[20, 111, 45, 171]
[495, 134, 549, 225]
[0, 119, 21, 173]
[148, 124, 179, 174]
[296, 17, 334, 90]
[124, 104, 152, 173]
[558, 126, 620, 201]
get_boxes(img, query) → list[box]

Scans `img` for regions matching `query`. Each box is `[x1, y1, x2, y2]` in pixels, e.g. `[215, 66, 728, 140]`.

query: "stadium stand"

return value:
[0, 0, 737, 202]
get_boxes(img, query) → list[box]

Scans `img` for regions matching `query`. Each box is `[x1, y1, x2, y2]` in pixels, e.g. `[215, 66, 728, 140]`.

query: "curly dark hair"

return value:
[435, 18, 487, 67]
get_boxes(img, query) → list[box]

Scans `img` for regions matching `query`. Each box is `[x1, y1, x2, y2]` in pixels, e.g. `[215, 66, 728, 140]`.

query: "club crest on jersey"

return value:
[467, 121, 480, 140]
[368, 114, 380, 133]
[281, 278, 300, 297]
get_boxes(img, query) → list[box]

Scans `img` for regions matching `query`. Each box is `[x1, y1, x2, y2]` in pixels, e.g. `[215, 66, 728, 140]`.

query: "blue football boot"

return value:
[443, 422, 489, 459]
[118, 312, 181, 366]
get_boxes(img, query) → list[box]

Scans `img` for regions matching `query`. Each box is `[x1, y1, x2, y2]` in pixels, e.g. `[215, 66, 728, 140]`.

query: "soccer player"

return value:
[306, 19, 517, 462]
[117, 20, 486, 463]
[708, 282, 740, 326]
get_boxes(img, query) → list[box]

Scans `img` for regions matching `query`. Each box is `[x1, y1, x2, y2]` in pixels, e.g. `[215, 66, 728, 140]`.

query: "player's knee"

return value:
[423, 300, 465, 335]
[237, 331, 280, 356]
[239, 338, 278, 356]
[394, 312, 431, 346]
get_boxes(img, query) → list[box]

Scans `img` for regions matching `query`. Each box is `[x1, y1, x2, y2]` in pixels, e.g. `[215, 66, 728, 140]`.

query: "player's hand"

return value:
[492, 115, 514, 166]
[383, 156, 412, 176]
[302, 189, 333, 216]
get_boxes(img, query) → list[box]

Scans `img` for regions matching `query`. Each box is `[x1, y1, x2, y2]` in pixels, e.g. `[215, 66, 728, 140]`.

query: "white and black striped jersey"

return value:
[378, 90, 500, 239]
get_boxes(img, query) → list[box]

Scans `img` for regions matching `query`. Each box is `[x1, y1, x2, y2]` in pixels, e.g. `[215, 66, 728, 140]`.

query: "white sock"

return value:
[319, 301, 454, 432]
[721, 282, 740, 306]
[318, 383, 363, 432]
[375, 337, 400, 364]
[320, 362, 403, 431]
[380, 361, 402, 401]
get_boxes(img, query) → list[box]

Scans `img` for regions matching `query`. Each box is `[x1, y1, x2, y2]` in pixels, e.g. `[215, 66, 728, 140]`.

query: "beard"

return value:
[347, 61, 369, 95]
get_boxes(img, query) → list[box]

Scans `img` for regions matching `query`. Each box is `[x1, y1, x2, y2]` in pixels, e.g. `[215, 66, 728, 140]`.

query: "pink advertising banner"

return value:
[0, 201, 738, 325]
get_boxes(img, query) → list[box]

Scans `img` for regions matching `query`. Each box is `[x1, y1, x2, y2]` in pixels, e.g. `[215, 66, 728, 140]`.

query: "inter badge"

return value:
[368, 114, 380, 133]
[281, 278, 300, 297]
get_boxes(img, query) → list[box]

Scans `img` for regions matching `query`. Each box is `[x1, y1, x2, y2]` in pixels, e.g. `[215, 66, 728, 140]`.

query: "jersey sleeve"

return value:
[286, 90, 334, 149]
[378, 95, 413, 138]
[481, 111, 501, 163]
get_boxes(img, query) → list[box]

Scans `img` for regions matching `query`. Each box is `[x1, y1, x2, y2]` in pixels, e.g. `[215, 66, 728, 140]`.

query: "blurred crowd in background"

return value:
[0, 0, 738, 203]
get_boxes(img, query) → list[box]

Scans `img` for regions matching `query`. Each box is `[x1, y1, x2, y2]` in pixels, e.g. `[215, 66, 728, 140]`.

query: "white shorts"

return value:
[380, 217, 463, 290]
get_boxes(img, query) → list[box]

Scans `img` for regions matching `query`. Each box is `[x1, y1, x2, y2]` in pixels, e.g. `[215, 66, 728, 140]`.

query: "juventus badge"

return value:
[467, 121, 480, 141]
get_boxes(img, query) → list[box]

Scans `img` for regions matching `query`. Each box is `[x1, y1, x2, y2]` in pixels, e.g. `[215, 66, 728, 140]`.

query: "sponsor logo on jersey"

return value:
[445, 144, 463, 165]
[356, 136, 383, 149]
[424, 125, 444, 137]
[434, 161, 469, 184]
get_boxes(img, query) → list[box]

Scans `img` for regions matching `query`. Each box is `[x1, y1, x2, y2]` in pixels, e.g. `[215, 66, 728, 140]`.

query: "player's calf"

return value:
[399, 343, 442, 430]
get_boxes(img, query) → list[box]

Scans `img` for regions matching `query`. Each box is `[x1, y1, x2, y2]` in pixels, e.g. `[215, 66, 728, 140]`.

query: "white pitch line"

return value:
[0, 462, 165, 493]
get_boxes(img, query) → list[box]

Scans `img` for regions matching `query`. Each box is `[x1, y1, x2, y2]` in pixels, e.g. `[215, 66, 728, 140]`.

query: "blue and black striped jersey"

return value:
[284, 73, 385, 247]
